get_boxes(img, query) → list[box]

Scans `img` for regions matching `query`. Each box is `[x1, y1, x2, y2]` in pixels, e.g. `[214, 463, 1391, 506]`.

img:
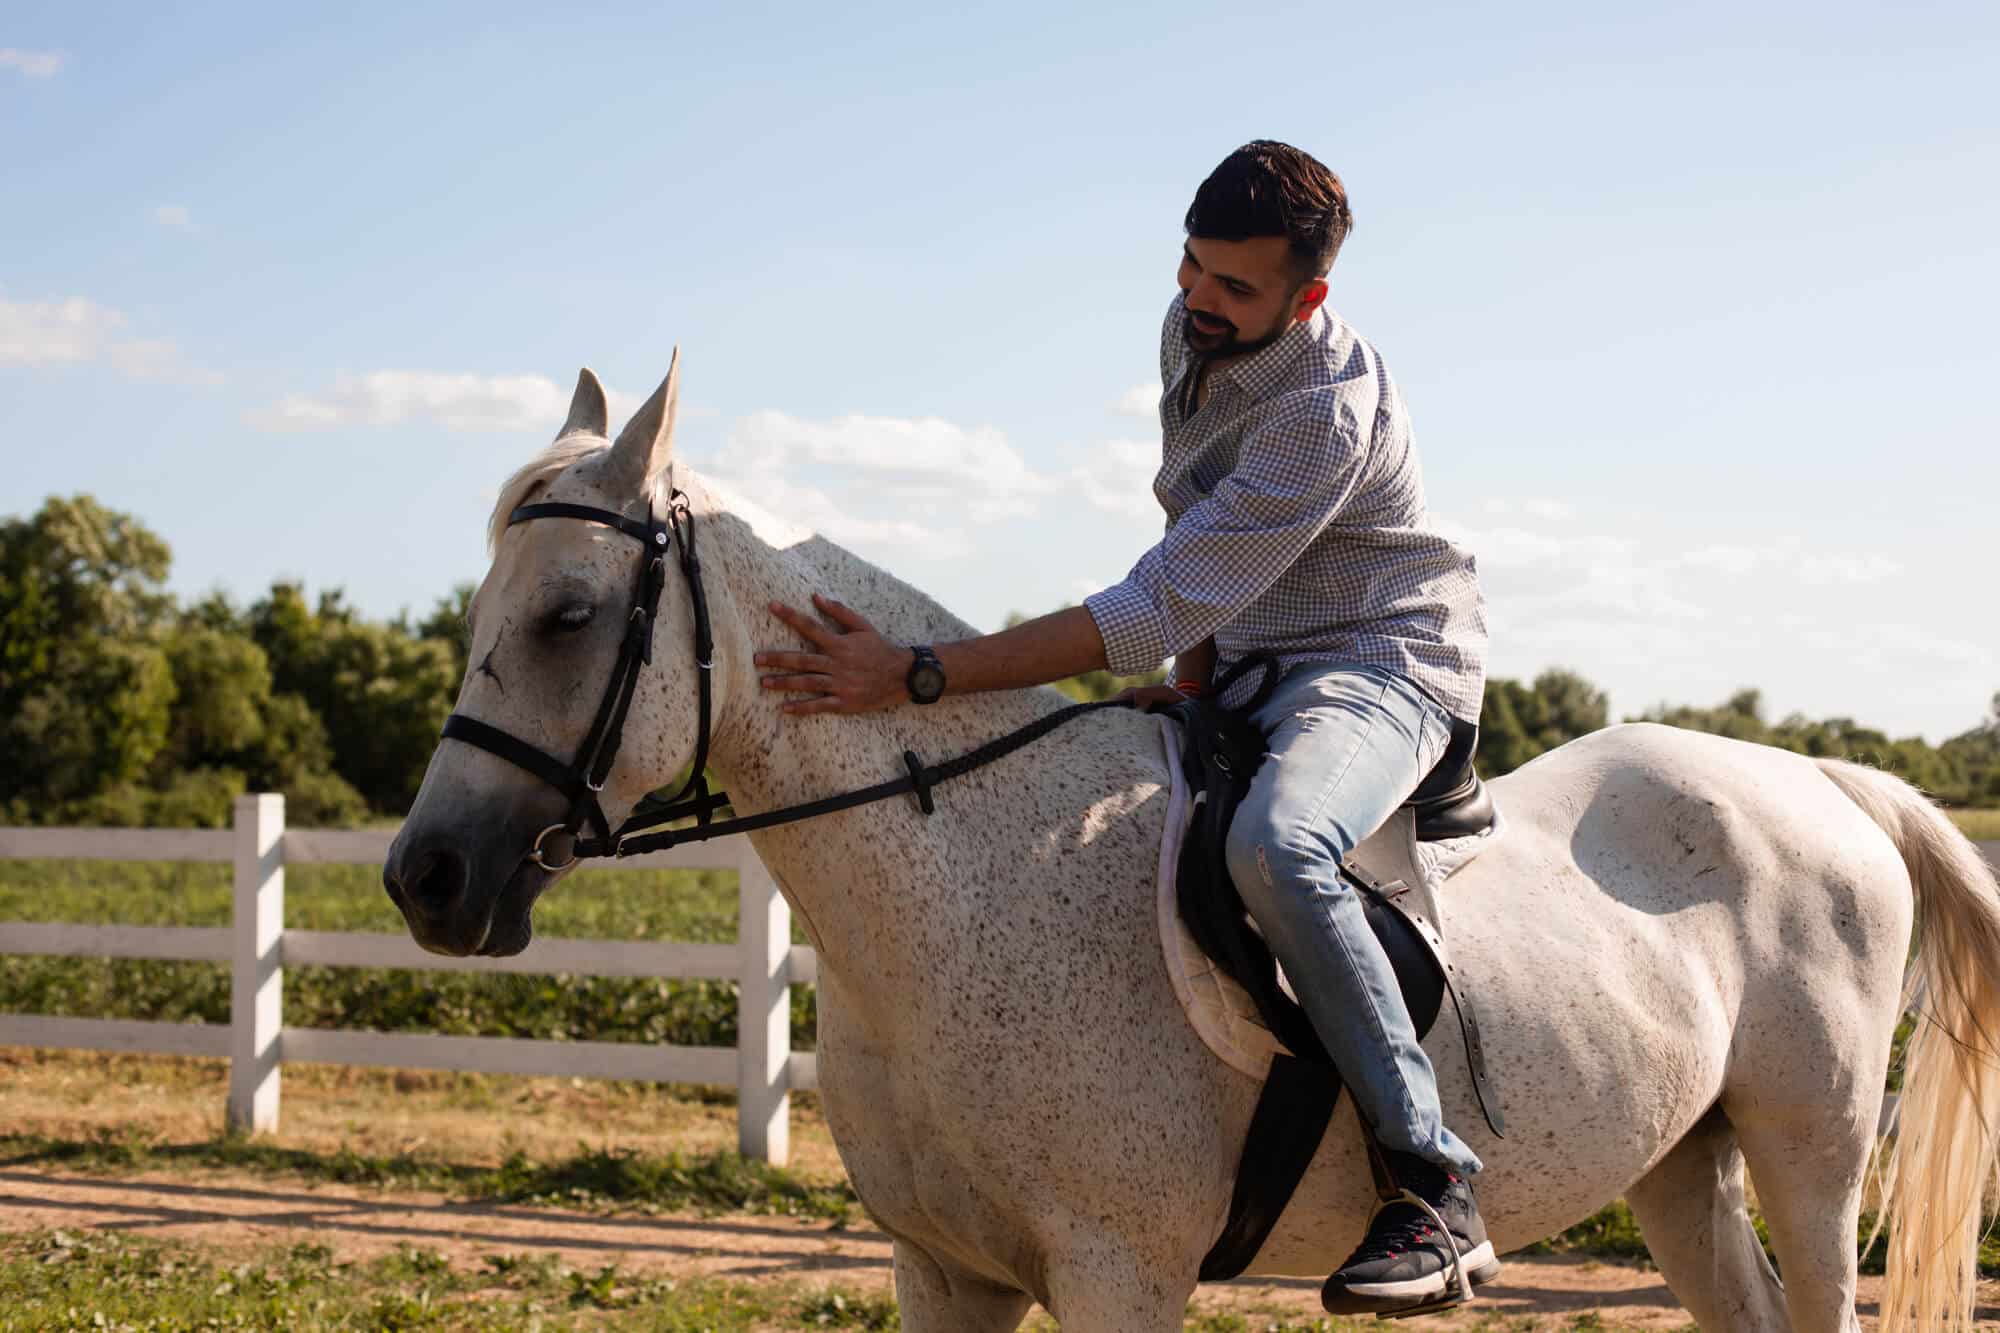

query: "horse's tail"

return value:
[1817, 757, 2000, 1333]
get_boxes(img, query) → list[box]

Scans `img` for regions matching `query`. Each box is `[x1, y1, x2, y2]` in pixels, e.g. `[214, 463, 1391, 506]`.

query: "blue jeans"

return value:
[1221, 662, 1484, 1177]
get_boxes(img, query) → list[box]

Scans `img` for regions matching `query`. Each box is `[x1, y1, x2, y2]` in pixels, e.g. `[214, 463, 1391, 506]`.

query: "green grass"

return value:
[1951, 808, 2000, 841]
[0, 858, 757, 939]
[0, 860, 816, 1049]
[0, 1227, 1698, 1332]
[0, 1131, 857, 1222]
[0, 1227, 896, 1332]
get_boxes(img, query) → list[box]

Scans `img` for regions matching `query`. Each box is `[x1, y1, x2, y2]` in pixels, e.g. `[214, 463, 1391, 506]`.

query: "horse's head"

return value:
[384, 353, 729, 956]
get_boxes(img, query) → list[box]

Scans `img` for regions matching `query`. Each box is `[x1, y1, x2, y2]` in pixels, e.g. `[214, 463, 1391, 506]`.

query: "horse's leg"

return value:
[1721, 902, 1899, 1332]
[1732, 1104, 1872, 1332]
[1041, 1245, 1195, 1333]
[1623, 1108, 1789, 1330]
[891, 1240, 1032, 1333]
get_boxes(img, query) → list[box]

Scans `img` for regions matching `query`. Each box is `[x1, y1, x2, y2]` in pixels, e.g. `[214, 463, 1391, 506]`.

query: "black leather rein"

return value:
[439, 491, 1121, 871]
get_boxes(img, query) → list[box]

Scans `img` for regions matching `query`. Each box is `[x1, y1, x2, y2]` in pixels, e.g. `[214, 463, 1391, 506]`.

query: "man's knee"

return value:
[1224, 817, 1338, 909]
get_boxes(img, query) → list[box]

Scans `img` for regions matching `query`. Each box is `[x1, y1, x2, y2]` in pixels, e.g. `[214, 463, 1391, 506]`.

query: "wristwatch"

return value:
[906, 645, 946, 705]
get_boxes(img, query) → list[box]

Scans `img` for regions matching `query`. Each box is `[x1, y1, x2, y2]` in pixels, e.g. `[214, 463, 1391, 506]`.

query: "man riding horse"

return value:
[754, 139, 1496, 1314]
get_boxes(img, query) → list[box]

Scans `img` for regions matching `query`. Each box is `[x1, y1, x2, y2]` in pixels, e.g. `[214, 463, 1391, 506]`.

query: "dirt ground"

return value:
[2, 1051, 1997, 1328]
[6, 1162, 1999, 1329]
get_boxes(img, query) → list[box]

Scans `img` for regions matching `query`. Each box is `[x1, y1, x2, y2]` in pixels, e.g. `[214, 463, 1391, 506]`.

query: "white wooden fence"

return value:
[0, 794, 815, 1165]
[0, 800, 1993, 1163]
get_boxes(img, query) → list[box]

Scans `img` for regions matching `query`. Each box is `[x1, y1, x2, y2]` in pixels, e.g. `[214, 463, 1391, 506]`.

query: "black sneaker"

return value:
[1321, 1152, 1501, 1317]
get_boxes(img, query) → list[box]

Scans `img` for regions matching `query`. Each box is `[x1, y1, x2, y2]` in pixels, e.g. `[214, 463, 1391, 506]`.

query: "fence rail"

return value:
[0, 795, 813, 1164]
[2, 802, 1995, 1167]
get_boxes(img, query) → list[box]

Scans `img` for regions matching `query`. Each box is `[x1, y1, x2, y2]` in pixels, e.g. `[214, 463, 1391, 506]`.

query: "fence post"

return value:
[736, 844, 791, 1165]
[228, 793, 284, 1133]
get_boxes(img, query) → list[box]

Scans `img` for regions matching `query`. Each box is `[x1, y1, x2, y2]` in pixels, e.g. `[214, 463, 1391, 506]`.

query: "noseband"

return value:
[440, 488, 1126, 873]
[440, 489, 723, 870]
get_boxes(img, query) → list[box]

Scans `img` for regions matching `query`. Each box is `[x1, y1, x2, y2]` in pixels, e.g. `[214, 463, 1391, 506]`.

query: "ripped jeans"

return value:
[1221, 661, 1484, 1177]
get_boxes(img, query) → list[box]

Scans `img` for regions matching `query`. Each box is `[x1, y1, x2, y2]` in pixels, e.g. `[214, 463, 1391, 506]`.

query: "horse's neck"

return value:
[688, 474, 1077, 983]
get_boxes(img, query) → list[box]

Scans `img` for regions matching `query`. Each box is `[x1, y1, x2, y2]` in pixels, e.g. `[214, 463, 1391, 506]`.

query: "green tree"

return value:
[1635, 688, 1997, 807]
[153, 620, 369, 827]
[0, 499, 375, 827]
[249, 583, 458, 813]
[1476, 668, 1609, 776]
[0, 497, 179, 819]
[412, 581, 476, 687]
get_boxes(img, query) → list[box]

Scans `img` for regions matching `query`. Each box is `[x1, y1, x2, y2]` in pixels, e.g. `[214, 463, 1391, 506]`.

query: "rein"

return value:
[440, 492, 1123, 870]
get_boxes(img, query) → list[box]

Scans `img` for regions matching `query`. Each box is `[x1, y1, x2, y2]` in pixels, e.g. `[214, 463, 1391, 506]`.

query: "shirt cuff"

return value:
[1084, 582, 1168, 677]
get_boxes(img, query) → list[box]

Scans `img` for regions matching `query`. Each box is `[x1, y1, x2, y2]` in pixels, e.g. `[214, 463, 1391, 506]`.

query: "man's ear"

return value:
[1294, 278, 1330, 322]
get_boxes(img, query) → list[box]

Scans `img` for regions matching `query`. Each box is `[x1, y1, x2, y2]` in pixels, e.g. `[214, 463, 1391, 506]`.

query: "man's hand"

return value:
[756, 594, 910, 715]
[1114, 684, 1188, 713]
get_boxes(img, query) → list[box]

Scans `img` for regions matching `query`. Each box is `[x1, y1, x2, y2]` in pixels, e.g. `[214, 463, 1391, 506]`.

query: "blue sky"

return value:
[5, 2, 1996, 740]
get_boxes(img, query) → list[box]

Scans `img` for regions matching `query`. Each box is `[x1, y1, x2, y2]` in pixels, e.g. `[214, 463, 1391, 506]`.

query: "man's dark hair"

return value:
[1185, 140, 1351, 280]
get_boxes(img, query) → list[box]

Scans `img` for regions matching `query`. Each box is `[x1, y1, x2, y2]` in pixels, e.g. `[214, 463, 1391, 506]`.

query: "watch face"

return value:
[911, 664, 946, 701]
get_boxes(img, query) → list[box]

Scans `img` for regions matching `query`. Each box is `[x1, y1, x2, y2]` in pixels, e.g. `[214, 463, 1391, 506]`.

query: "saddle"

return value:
[1161, 660, 1506, 1283]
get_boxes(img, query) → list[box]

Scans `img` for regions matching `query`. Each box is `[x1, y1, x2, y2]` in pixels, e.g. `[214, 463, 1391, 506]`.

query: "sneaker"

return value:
[1321, 1151, 1502, 1317]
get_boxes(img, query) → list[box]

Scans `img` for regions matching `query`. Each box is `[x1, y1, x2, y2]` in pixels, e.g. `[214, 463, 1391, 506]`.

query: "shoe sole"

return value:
[1321, 1242, 1501, 1314]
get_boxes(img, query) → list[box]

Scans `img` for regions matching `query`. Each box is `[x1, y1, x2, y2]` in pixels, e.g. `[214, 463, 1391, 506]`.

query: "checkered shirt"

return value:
[1084, 293, 1488, 721]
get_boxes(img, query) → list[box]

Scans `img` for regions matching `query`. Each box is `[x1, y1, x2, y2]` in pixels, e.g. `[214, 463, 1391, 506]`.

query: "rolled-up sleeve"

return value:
[1085, 386, 1368, 676]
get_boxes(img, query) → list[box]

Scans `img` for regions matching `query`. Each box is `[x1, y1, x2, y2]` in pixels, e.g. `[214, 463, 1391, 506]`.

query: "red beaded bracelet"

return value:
[1173, 679, 1205, 697]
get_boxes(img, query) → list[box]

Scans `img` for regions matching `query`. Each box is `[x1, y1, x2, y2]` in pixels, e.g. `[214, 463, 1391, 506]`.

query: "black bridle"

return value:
[440, 490, 1123, 871]
[440, 489, 724, 870]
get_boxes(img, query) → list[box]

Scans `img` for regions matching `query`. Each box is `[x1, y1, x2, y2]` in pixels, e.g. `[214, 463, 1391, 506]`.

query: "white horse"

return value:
[385, 361, 2000, 1332]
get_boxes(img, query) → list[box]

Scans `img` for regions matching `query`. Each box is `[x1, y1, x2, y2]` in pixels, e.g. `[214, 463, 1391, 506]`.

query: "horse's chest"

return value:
[813, 998, 1036, 1279]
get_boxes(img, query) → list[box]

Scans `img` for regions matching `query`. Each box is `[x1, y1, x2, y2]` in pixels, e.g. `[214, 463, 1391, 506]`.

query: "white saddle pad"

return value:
[1152, 714, 1504, 1081]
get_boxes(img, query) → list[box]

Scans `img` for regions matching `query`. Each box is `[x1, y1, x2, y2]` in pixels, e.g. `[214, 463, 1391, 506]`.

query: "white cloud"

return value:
[153, 205, 193, 231]
[1481, 497, 1574, 522]
[710, 409, 1053, 524]
[1066, 438, 1159, 522]
[246, 370, 577, 433]
[1795, 551, 1903, 586]
[0, 295, 123, 366]
[1668, 538, 1903, 586]
[0, 48, 63, 77]
[715, 473, 967, 556]
[0, 293, 220, 385]
[240, 364, 674, 438]
[1113, 381, 1160, 419]
[697, 410, 1174, 570]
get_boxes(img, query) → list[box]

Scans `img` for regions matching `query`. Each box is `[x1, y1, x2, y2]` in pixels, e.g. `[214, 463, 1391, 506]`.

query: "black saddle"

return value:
[1162, 659, 1504, 1283]
[1410, 718, 1496, 843]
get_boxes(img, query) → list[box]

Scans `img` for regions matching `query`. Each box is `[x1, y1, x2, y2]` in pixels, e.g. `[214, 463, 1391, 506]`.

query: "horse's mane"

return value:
[487, 433, 628, 553]
[695, 472, 985, 645]
[486, 437, 983, 644]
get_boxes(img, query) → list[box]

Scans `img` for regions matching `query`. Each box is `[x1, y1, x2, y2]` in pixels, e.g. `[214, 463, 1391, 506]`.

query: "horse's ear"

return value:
[559, 367, 609, 439]
[604, 347, 679, 493]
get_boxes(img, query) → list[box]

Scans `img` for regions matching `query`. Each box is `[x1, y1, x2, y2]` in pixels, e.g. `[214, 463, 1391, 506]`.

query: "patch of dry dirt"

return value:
[0, 1048, 850, 1180]
[4, 1164, 1997, 1328]
[4, 1052, 1997, 1327]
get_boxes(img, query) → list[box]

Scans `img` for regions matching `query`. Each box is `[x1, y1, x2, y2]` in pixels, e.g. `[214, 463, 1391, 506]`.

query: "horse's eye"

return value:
[548, 604, 595, 634]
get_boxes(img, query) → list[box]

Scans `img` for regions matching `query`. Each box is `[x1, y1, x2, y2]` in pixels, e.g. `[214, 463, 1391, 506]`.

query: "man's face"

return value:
[1177, 234, 1326, 357]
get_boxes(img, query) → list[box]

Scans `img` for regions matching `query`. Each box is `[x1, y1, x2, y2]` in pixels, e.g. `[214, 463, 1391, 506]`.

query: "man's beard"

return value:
[1183, 310, 1286, 359]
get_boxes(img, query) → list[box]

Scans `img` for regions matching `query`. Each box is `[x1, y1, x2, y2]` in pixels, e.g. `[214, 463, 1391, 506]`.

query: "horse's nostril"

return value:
[389, 845, 469, 917]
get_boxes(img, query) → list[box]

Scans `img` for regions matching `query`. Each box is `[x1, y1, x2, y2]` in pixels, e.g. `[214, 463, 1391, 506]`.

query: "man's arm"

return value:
[756, 597, 1108, 715]
[1083, 385, 1365, 678]
[1175, 636, 1217, 692]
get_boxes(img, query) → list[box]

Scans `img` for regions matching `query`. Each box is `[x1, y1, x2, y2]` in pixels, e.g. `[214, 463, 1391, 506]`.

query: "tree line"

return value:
[3, 495, 1995, 829]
